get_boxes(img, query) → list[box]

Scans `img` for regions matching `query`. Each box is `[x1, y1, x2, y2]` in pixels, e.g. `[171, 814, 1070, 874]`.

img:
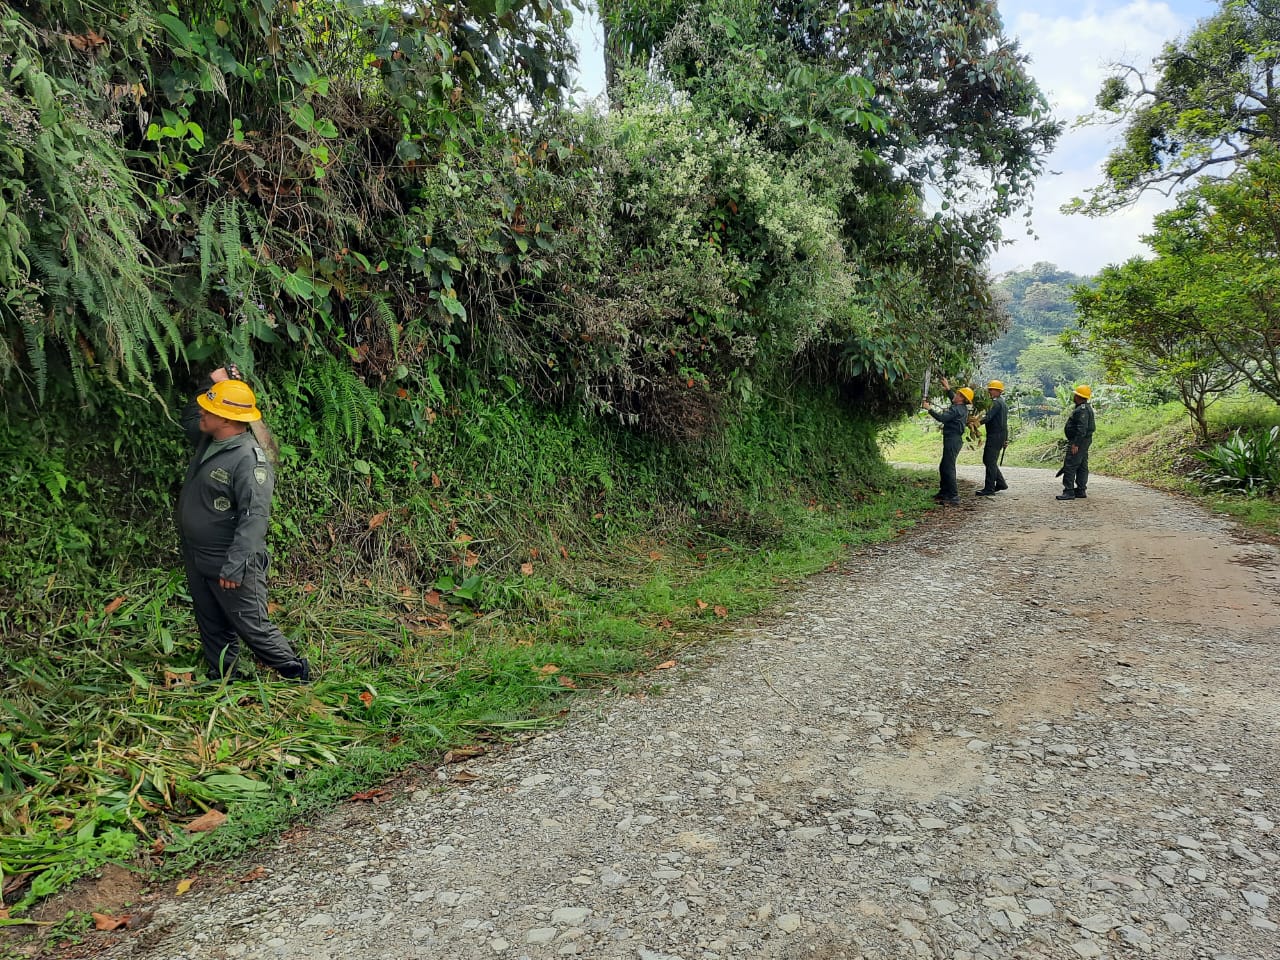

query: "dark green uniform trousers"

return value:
[938, 435, 962, 502]
[981, 437, 1007, 492]
[183, 549, 307, 680]
[1061, 440, 1091, 495]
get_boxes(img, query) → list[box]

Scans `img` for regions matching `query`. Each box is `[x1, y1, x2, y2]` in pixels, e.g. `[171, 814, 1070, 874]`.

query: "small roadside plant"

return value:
[1195, 425, 1280, 494]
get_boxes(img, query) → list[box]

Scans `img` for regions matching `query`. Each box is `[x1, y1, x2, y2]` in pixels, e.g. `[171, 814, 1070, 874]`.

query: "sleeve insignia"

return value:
[253, 467, 268, 485]
[210, 467, 231, 484]
[213, 496, 232, 512]
[254, 446, 267, 464]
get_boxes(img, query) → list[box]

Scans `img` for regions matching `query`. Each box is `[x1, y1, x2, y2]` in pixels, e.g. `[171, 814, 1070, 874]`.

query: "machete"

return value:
[227, 363, 280, 464]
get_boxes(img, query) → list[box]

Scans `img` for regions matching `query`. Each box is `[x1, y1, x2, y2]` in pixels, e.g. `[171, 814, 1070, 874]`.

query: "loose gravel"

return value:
[103, 466, 1280, 960]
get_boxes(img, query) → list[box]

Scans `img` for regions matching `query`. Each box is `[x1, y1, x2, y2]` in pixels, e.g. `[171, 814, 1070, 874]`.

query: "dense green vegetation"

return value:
[0, 0, 1061, 924]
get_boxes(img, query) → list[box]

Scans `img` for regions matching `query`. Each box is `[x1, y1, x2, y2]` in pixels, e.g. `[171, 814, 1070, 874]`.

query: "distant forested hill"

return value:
[985, 262, 1091, 387]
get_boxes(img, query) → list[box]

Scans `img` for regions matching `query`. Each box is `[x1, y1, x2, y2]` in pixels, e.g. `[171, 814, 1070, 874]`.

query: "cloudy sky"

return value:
[568, 0, 1219, 278]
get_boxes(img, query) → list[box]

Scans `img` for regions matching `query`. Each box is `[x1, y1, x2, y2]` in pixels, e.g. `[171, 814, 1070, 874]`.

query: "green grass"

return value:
[881, 394, 1280, 534]
[0, 387, 936, 930]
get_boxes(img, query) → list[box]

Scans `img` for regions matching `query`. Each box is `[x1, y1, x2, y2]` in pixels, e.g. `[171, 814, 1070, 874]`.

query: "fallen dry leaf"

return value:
[0, 908, 9, 921]
[238, 866, 267, 883]
[654, 660, 677, 670]
[185, 809, 227, 833]
[350, 788, 390, 802]
[530, 547, 540, 559]
[175, 878, 193, 896]
[454, 533, 473, 545]
[151, 838, 166, 855]
[695, 599, 709, 610]
[535, 663, 560, 676]
[302, 582, 317, 594]
[91, 912, 130, 931]
[359, 690, 374, 707]
[425, 589, 444, 608]
[520, 562, 534, 576]
[103, 595, 126, 617]
[557, 675, 578, 689]
[560, 545, 569, 560]
[267, 602, 282, 615]
[452, 770, 479, 783]
[648, 551, 663, 561]
[368, 511, 389, 530]
[442, 745, 486, 764]
[713, 605, 728, 618]
[431, 472, 442, 488]
[462, 549, 479, 568]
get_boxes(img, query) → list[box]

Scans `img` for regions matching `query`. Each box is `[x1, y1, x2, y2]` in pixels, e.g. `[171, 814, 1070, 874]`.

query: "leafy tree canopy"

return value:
[1073, 0, 1280, 214]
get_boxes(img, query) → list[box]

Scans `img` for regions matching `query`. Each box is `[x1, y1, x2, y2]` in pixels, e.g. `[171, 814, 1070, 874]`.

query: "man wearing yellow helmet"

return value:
[1057, 385, 1096, 501]
[975, 380, 1009, 497]
[177, 367, 310, 681]
[921, 375, 972, 506]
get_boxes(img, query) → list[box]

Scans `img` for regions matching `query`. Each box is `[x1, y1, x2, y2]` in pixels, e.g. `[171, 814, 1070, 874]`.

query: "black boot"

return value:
[1055, 491, 1076, 501]
[1074, 489, 1087, 499]
[975, 489, 996, 497]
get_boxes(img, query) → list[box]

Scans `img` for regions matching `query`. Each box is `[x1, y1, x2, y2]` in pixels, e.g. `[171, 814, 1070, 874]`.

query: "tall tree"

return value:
[1075, 0, 1280, 214]
[1071, 257, 1243, 439]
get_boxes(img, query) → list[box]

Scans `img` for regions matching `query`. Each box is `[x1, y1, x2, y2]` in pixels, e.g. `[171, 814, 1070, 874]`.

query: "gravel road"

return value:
[102, 466, 1280, 960]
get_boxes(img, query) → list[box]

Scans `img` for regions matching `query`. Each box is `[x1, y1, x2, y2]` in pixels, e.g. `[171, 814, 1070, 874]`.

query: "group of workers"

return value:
[922, 379, 1095, 505]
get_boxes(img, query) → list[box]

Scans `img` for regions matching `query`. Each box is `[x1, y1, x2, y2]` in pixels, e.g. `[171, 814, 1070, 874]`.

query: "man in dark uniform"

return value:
[1057, 384, 1096, 501]
[975, 379, 1009, 497]
[178, 368, 309, 681]
[922, 376, 972, 506]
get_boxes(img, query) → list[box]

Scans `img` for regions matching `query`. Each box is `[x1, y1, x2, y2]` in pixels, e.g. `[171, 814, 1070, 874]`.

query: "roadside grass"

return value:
[881, 395, 1280, 535]
[0, 391, 936, 938]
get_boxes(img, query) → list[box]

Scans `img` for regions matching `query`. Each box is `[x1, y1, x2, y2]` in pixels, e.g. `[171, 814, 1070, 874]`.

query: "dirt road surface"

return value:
[100, 466, 1280, 960]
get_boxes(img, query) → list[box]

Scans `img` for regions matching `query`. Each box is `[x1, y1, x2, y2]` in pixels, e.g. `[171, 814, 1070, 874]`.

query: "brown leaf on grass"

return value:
[92, 912, 131, 931]
[359, 690, 374, 707]
[654, 660, 677, 670]
[350, 788, 390, 802]
[556, 675, 578, 689]
[443, 745, 487, 764]
[425, 589, 444, 608]
[695, 599, 708, 610]
[0, 908, 9, 920]
[648, 551, 663, 561]
[2, 872, 31, 898]
[175, 878, 193, 896]
[454, 533, 473, 545]
[657, 618, 672, 629]
[238, 866, 267, 883]
[103, 595, 126, 617]
[398, 585, 414, 598]
[452, 770, 479, 783]
[713, 605, 728, 618]
[67, 30, 107, 52]
[162, 669, 193, 691]
[462, 550, 479, 568]
[368, 511, 389, 530]
[302, 582, 317, 593]
[535, 663, 560, 676]
[267, 602, 282, 616]
[185, 809, 227, 833]
[593, 512, 603, 519]
[151, 838, 166, 855]
[559, 545, 569, 560]
[431, 472, 442, 488]
[520, 562, 534, 576]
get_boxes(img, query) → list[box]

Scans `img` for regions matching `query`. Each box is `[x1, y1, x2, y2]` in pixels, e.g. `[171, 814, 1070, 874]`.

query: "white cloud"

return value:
[993, 1, 1214, 275]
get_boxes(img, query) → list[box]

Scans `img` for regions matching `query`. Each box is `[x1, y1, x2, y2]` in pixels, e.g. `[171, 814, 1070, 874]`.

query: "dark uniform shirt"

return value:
[981, 396, 1008, 441]
[178, 397, 275, 583]
[1064, 402, 1096, 444]
[928, 402, 969, 439]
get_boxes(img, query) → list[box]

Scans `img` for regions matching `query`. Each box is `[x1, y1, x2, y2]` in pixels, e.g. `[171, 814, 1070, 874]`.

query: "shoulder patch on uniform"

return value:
[253, 467, 268, 486]
[213, 496, 232, 512]
[254, 446, 267, 464]
[210, 467, 231, 484]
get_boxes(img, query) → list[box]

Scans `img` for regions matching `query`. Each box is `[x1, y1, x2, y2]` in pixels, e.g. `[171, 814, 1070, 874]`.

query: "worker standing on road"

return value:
[178, 368, 310, 681]
[1057, 385, 1096, 501]
[922, 376, 972, 506]
[975, 380, 1010, 497]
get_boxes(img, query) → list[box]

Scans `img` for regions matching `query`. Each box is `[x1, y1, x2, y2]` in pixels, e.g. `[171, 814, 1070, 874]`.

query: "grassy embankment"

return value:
[0, 388, 936, 937]
[881, 395, 1280, 534]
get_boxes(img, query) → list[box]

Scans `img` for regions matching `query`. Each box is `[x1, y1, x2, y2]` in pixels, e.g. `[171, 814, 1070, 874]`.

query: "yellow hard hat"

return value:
[197, 379, 262, 422]
[957, 386, 974, 403]
[1073, 384, 1092, 400]
[987, 380, 1005, 392]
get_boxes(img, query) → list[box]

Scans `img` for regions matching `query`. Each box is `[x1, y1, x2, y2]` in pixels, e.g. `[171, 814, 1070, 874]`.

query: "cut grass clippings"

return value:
[0, 471, 936, 928]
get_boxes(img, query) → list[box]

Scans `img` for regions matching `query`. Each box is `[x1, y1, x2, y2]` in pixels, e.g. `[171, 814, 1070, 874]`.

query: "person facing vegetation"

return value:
[177, 368, 310, 681]
[975, 380, 1009, 497]
[1057, 385, 1096, 502]
[922, 376, 972, 506]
